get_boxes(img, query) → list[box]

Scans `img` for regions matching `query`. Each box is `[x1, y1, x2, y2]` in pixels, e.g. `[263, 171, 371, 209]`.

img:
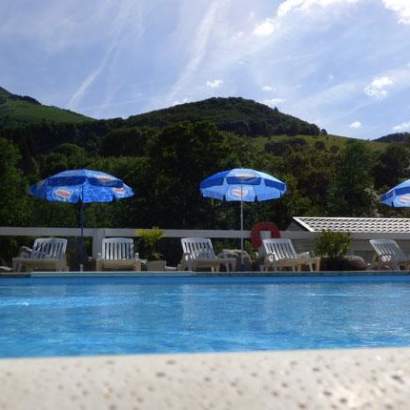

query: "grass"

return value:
[0, 94, 92, 127]
[252, 134, 389, 153]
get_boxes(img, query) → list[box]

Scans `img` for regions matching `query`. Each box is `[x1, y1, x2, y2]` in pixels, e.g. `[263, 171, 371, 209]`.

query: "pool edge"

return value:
[2, 270, 410, 278]
[1, 347, 409, 409]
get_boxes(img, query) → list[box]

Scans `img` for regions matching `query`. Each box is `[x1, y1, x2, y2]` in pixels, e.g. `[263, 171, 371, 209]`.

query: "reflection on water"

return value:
[1, 277, 410, 358]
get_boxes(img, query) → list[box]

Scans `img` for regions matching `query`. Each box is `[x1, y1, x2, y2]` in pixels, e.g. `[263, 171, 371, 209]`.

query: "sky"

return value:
[1, 0, 410, 139]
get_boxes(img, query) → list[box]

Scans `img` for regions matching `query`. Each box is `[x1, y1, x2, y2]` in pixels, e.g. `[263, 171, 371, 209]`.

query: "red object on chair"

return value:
[250, 222, 281, 249]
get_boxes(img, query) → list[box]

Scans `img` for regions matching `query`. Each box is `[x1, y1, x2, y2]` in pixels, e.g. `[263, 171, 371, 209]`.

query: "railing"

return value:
[1, 227, 410, 261]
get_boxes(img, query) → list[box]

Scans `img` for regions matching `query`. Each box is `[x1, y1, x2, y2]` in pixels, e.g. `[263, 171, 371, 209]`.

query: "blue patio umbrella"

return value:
[29, 169, 134, 268]
[380, 179, 410, 208]
[200, 168, 287, 264]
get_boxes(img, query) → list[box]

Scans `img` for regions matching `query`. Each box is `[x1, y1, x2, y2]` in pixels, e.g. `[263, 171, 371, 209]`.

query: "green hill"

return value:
[0, 88, 387, 159]
[0, 86, 93, 128]
[127, 97, 321, 137]
[376, 132, 410, 143]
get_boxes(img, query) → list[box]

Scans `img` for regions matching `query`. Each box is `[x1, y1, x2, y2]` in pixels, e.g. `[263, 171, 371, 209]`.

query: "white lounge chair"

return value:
[220, 249, 253, 269]
[261, 238, 320, 272]
[96, 238, 142, 271]
[0, 258, 12, 273]
[12, 237, 68, 272]
[369, 239, 410, 270]
[180, 238, 236, 272]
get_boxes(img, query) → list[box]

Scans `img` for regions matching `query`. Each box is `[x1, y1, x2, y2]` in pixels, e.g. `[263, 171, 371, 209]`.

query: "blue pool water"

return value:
[1, 275, 410, 358]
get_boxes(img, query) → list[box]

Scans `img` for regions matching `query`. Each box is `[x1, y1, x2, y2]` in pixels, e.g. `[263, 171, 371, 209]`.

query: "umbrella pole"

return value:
[240, 186, 244, 267]
[80, 202, 84, 240]
[79, 201, 84, 272]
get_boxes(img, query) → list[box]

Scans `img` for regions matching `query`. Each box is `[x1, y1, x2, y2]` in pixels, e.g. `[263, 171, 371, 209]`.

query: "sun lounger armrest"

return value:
[378, 254, 398, 263]
[18, 246, 33, 258]
[264, 253, 279, 263]
[217, 252, 232, 260]
[297, 251, 312, 259]
[182, 252, 193, 262]
[389, 254, 409, 264]
[179, 252, 194, 271]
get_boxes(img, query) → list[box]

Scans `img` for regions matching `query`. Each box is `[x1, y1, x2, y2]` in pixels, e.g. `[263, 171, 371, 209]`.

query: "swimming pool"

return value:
[1, 275, 410, 358]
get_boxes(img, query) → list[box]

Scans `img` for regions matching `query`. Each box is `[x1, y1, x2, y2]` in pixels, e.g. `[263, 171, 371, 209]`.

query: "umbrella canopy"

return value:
[200, 168, 287, 202]
[29, 169, 134, 203]
[29, 169, 134, 271]
[200, 168, 287, 267]
[380, 179, 410, 208]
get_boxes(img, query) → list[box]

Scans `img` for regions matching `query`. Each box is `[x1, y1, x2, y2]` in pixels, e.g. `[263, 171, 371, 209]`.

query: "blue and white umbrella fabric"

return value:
[29, 169, 134, 270]
[200, 168, 287, 202]
[29, 169, 134, 204]
[380, 179, 410, 208]
[200, 168, 287, 265]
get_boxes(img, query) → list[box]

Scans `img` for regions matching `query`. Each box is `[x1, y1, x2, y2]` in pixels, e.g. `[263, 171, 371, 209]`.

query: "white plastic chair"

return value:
[180, 238, 236, 272]
[12, 238, 68, 272]
[369, 239, 410, 270]
[261, 238, 320, 272]
[96, 238, 141, 271]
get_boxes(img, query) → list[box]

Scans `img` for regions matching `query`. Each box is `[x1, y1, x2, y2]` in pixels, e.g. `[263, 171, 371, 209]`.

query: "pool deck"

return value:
[2, 269, 410, 278]
[1, 347, 410, 409]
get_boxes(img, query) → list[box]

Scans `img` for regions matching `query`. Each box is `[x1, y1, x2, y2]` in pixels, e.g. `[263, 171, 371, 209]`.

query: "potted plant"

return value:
[314, 230, 352, 270]
[137, 227, 166, 271]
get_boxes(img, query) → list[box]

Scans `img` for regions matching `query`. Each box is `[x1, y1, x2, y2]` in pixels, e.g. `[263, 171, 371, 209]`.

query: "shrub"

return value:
[314, 141, 326, 151]
[314, 230, 352, 270]
[137, 227, 164, 260]
[314, 230, 351, 259]
[264, 142, 289, 156]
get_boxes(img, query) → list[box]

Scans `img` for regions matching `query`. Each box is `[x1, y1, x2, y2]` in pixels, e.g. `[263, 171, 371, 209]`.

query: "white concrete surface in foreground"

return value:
[1, 348, 410, 409]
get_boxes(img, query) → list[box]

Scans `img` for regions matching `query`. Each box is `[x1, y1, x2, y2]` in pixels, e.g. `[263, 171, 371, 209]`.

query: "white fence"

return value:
[2, 226, 410, 262]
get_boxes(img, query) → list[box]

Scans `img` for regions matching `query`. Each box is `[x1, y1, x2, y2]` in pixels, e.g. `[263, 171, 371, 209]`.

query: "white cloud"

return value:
[382, 0, 410, 24]
[206, 79, 224, 89]
[262, 85, 274, 92]
[277, 0, 361, 18]
[262, 98, 286, 107]
[68, 67, 102, 109]
[253, 18, 276, 36]
[274, 0, 410, 26]
[393, 121, 410, 132]
[232, 31, 244, 40]
[350, 121, 362, 129]
[364, 76, 394, 98]
[67, 0, 144, 110]
[172, 98, 190, 106]
[253, 0, 361, 38]
[164, 0, 229, 104]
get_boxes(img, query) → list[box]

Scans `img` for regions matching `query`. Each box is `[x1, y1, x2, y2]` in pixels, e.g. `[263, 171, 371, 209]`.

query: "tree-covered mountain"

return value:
[127, 97, 322, 137]
[0, 88, 322, 138]
[376, 132, 410, 143]
[0, 92, 326, 157]
[0, 86, 92, 128]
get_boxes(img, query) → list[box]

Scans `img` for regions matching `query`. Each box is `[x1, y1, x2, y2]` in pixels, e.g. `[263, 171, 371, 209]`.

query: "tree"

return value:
[373, 144, 410, 190]
[327, 141, 375, 216]
[141, 122, 225, 228]
[39, 143, 89, 176]
[100, 127, 150, 157]
[0, 138, 29, 226]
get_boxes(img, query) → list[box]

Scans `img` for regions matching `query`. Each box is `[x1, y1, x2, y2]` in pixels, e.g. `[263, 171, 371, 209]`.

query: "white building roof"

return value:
[292, 217, 410, 233]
